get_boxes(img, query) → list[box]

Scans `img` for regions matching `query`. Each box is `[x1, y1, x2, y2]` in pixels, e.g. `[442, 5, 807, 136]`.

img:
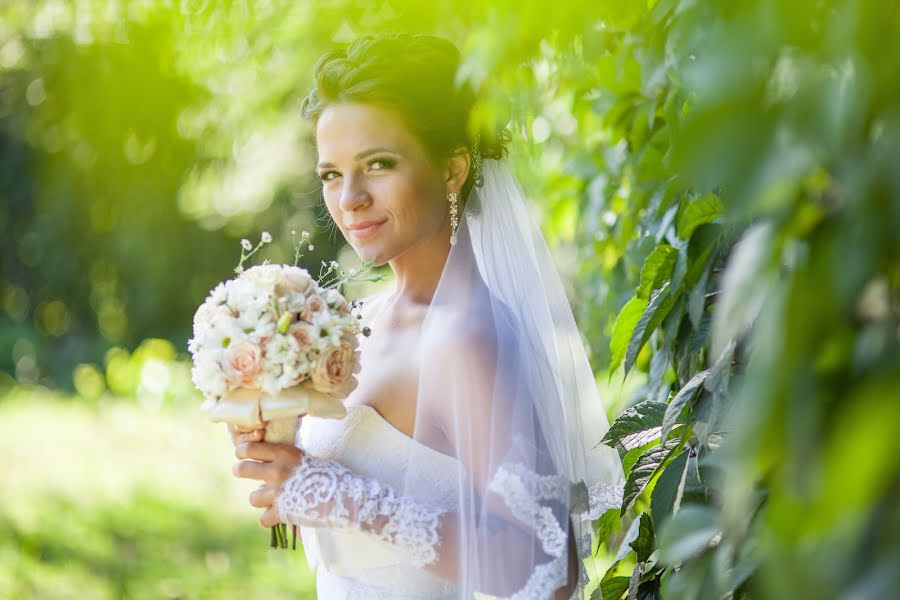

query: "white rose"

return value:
[242, 264, 282, 290]
[225, 277, 259, 312]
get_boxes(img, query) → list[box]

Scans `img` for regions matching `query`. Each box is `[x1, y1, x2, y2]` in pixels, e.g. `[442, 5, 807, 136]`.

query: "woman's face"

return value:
[314, 102, 449, 266]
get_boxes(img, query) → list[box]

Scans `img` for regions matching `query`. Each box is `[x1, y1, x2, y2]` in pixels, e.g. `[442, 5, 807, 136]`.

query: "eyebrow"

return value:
[317, 147, 398, 169]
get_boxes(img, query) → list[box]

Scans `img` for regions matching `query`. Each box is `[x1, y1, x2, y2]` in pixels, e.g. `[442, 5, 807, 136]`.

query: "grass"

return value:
[0, 388, 316, 599]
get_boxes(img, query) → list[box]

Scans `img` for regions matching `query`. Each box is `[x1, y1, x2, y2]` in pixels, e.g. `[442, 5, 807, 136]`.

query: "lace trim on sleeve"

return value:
[276, 454, 445, 568]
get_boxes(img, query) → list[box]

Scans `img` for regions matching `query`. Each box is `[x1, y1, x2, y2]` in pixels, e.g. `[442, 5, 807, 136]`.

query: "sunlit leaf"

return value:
[637, 244, 677, 300]
[625, 283, 678, 376]
[675, 193, 724, 240]
[622, 439, 680, 512]
[609, 295, 649, 376]
[661, 370, 709, 444]
[601, 400, 667, 449]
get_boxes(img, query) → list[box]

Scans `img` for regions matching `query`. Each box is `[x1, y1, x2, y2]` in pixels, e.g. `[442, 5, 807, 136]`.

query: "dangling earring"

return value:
[448, 191, 459, 246]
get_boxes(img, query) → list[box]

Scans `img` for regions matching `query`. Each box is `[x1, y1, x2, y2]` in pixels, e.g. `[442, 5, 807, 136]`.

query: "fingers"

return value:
[235, 441, 303, 461]
[234, 430, 264, 446]
[233, 443, 303, 482]
[249, 483, 278, 508]
[232, 459, 272, 481]
[259, 506, 280, 528]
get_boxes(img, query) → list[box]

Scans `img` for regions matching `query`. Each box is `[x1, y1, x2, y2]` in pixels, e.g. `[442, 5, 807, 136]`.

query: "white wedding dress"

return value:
[296, 404, 461, 599]
[294, 403, 610, 600]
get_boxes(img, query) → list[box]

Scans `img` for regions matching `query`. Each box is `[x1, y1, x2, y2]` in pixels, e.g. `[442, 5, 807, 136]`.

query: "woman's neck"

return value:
[386, 229, 451, 307]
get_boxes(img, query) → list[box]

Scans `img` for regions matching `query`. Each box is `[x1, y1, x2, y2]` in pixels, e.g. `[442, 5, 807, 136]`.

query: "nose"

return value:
[338, 173, 373, 213]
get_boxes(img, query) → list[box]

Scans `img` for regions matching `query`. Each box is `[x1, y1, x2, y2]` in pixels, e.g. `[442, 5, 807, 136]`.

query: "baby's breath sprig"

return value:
[234, 231, 273, 274]
[290, 229, 314, 266]
[321, 260, 384, 291]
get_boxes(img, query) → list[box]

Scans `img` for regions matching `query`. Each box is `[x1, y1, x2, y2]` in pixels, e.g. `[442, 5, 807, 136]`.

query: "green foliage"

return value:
[0, 391, 316, 599]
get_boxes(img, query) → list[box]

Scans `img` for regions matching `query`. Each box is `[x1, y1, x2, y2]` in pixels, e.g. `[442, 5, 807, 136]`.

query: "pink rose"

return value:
[222, 341, 262, 387]
[311, 338, 359, 398]
[301, 294, 327, 322]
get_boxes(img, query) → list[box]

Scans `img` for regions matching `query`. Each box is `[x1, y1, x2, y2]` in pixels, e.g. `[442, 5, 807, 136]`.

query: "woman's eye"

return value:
[369, 158, 395, 170]
[319, 171, 339, 182]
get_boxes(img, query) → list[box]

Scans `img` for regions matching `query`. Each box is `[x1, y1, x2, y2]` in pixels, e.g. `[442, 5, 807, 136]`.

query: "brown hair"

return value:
[301, 33, 509, 199]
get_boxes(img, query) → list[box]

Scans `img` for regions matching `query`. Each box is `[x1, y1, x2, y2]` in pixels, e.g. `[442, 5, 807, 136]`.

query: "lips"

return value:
[346, 219, 387, 240]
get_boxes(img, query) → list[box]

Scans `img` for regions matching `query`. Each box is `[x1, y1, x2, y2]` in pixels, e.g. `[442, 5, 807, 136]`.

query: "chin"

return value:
[353, 243, 389, 267]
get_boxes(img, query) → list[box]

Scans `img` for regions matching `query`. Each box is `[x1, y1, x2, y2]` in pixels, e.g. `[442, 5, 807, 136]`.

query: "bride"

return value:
[228, 33, 624, 599]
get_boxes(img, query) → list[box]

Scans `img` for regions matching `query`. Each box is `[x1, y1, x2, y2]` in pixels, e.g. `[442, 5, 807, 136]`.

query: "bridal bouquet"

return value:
[188, 231, 376, 547]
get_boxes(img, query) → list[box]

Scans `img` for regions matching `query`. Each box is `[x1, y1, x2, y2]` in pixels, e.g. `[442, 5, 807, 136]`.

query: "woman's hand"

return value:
[227, 422, 265, 447]
[232, 440, 304, 528]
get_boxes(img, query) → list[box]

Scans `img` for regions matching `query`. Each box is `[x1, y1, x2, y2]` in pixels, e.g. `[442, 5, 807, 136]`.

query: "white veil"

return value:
[400, 157, 625, 598]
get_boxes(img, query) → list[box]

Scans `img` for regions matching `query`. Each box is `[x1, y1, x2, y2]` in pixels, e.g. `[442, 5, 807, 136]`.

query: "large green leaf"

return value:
[710, 222, 775, 357]
[596, 576, 630, 600]
[661, 370, 709, 444]
[657, 505, 719, 565]
[675, 194, 724, 241]
[601, 400, 667, 448]
[609, 295, 649, 376]
[650, 449, 689, 529]
[622, 439, 680, 511]
[594, 507, 621, 555]
[630, 512, 655, 562]
[637, 244, 677, 300]
[624, 283, 679, 376]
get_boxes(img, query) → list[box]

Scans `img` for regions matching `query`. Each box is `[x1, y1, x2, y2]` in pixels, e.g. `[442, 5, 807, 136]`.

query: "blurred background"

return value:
[1, 1, 897, 599]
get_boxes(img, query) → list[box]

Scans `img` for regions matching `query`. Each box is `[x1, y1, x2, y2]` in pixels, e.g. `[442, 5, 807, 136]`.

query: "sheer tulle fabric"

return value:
[394, 158, 625, 598]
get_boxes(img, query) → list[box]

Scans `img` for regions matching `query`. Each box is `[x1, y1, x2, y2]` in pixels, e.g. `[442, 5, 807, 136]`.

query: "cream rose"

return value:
[310, 338, 358, 398]
[301, 294, 327, 322]
[288, 321, 317, 351]
[222, 341, 262, 387]
[279, 267, 315, 295]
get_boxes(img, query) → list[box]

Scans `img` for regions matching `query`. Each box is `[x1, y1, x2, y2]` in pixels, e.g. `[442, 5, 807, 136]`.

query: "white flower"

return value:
[241, 239, 252, 251]
[261, 231, 272, 243]
[192, 356, 226, 398]
[225, 277, 260, 312]
[267, 333, 300, 366]
[209, 282, 227, 305]
[242, 264, 282, 291]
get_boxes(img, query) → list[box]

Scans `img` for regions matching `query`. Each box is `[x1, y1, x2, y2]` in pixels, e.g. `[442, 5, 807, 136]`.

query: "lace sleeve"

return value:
[275, 453, 446, 568]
